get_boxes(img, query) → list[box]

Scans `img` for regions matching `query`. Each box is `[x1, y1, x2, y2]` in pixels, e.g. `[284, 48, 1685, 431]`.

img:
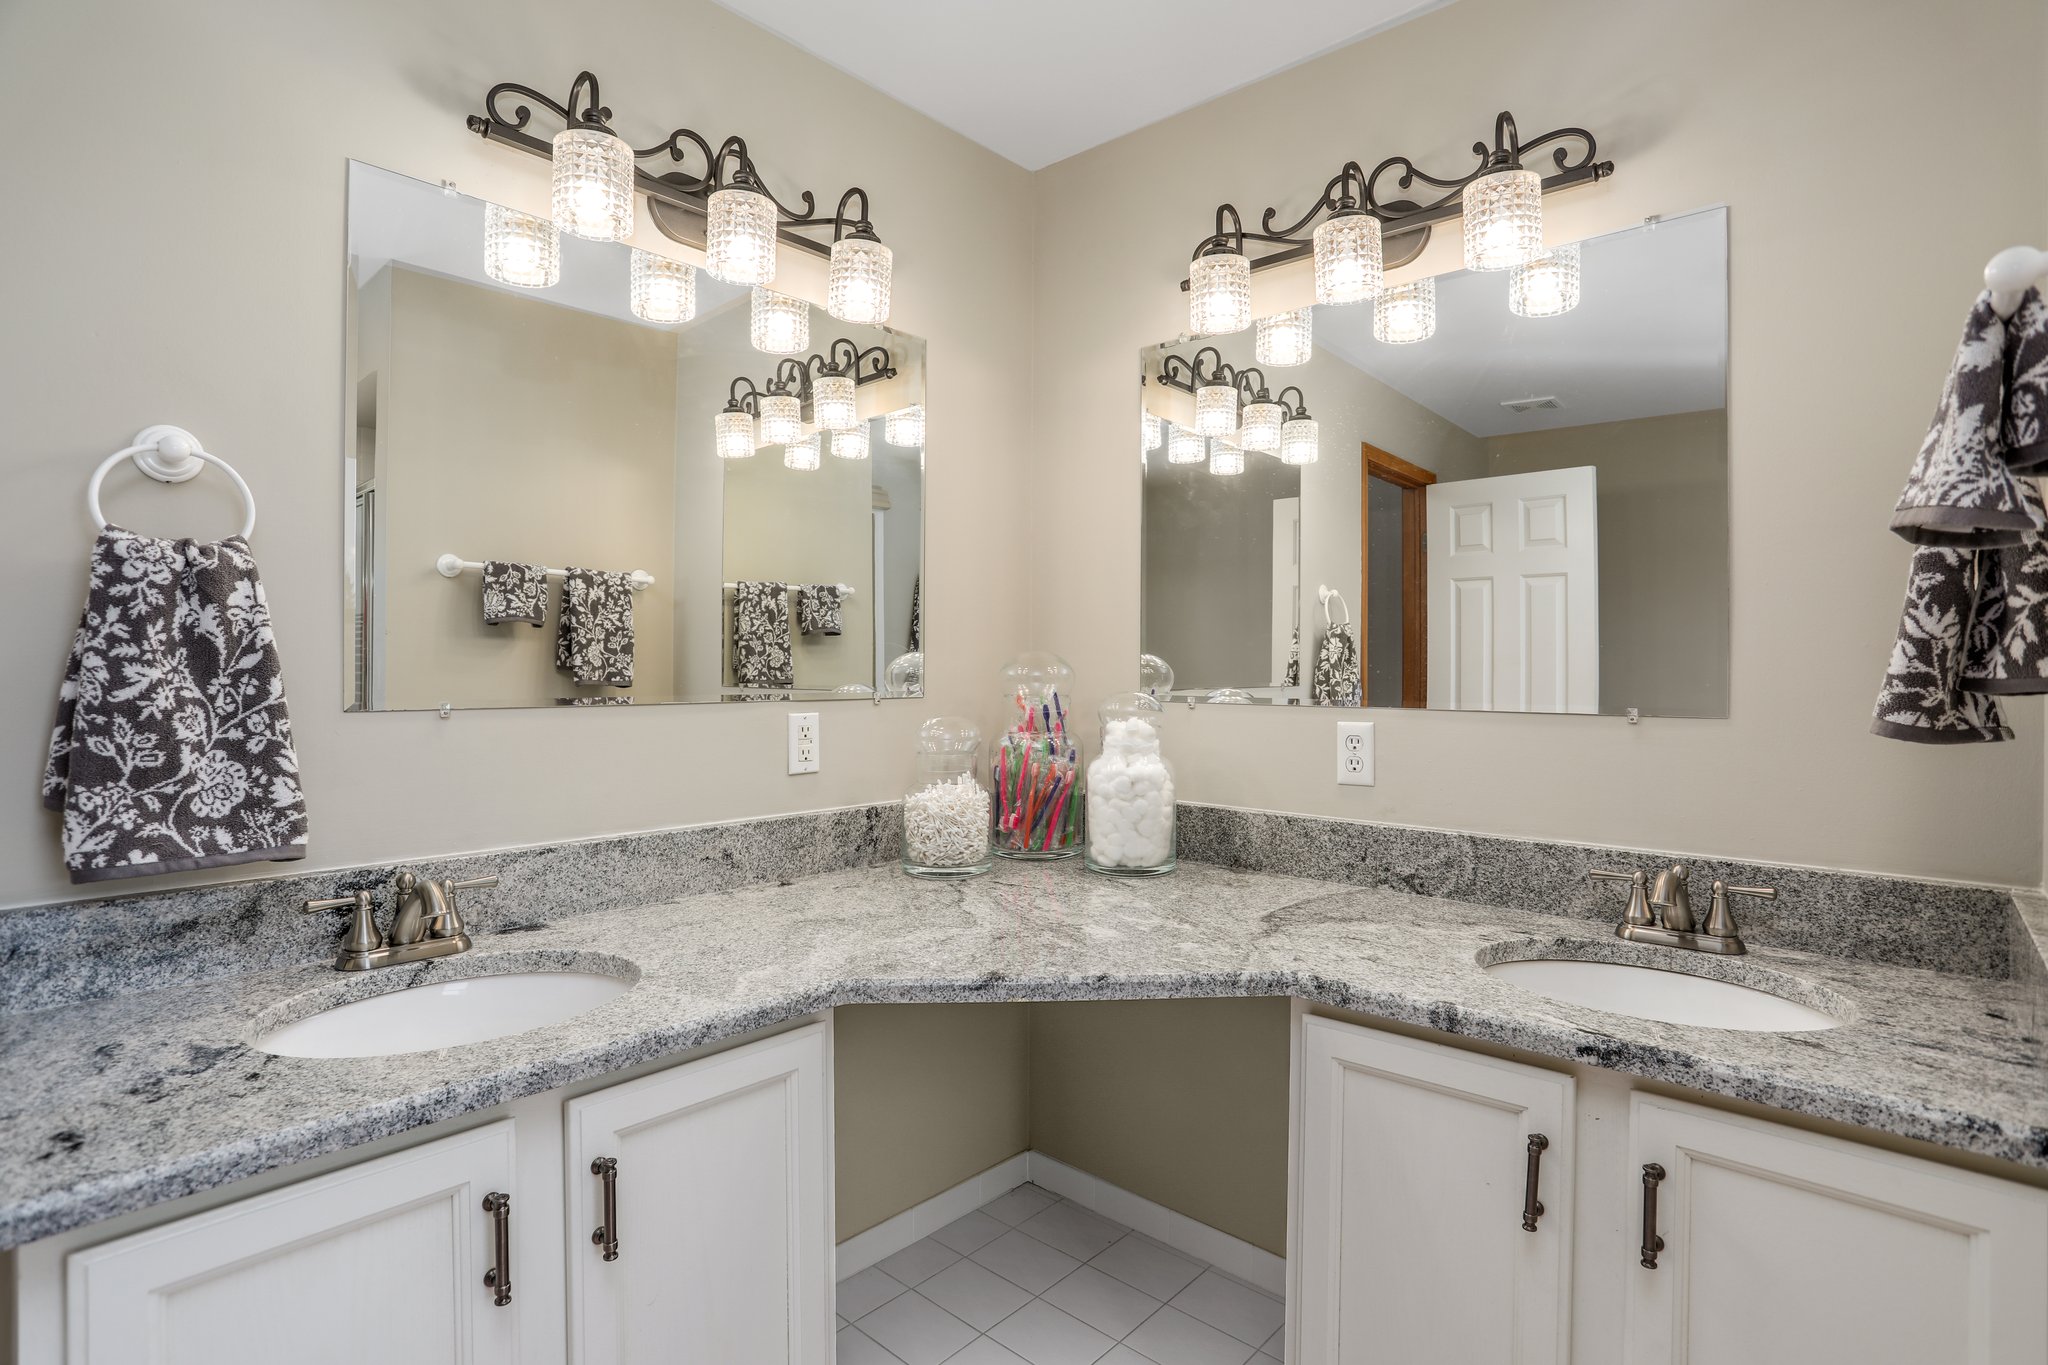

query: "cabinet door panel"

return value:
[565, 1024, 830, 1365]
[1297, 1017, 1574, 1365]
[1626, 1095, 2048, 1365]
[65, 1120, 518, 1365]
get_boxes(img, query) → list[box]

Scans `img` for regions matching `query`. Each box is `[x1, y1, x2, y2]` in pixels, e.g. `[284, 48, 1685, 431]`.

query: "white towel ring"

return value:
[1318, 584, 1351, 626]
[86, 425, 257, 539]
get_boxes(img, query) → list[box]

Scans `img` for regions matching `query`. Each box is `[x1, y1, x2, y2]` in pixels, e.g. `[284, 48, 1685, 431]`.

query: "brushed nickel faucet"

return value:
[303, 869, 499, 972]
[1589, 863, 1775, 956]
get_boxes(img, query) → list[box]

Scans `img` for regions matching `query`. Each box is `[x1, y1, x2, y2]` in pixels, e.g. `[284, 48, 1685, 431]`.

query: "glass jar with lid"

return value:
[902, 716, 993, 878]
[1084, 692, 1176, 877]
[992, 651, 1083, 859]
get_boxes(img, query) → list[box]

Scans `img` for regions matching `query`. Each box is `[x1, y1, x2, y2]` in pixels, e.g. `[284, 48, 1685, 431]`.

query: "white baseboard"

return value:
[836, 1150, 1285, 1299]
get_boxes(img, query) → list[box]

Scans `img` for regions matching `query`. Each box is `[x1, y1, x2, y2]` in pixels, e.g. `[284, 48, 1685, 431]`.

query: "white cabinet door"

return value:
[64, 1120, 518, 1365]
[564, 1024, 831, 1365]
[1625, 1095, 2048, 1365]
[1297, 1017, 1574, 1365]
[1426, 465, 1600, 713]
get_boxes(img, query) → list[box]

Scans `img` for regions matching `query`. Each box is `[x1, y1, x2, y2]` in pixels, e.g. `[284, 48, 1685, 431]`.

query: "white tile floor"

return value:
[838, 1184, 1284, 1365]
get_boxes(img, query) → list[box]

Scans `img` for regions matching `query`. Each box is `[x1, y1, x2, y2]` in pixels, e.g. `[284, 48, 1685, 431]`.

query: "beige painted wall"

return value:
[835, 1004, 1031, 1239]
[375, 266, 678, 708]
[1482, 408, 1731, 717]
[0, 0, 1034, 909]
[1033, 0, 2047, 886]
[1030, 998, 1293, 1256]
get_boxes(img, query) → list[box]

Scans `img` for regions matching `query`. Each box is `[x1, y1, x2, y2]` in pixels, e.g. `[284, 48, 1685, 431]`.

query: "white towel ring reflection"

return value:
[1318, 584, 1351, 626]
[87, 426, 256, 539]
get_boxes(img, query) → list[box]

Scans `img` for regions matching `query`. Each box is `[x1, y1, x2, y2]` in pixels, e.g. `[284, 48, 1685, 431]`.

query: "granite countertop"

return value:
[2, 860, 2043, 1250]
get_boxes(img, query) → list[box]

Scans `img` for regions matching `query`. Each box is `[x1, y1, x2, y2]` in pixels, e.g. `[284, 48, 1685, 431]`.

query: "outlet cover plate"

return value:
[1338, 721, 1374, 786]
[788, 711, 820, 774]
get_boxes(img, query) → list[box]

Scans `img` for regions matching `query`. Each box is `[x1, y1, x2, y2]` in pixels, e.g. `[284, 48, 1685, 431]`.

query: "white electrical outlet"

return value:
[1337, 720, 1374, 786]
[787, 711, 820, 774]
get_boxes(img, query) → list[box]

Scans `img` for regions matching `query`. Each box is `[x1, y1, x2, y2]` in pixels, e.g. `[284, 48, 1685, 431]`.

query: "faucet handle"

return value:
[1590, 869, 1656, 927]
[428, 874, 498, 940]
[302, 889, 384, 956]
[1704, 881, 1775, 939]
[445, 875, 500, 893]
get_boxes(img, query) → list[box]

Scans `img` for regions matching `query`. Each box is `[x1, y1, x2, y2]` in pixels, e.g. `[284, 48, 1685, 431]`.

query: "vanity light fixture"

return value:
[1277, 388, 1319, 465]
[468, 69, 892, 308]
[716, 378, 766, 458]
[806, 337, 896, 431]
[885, 404, 924, 447]
[1509, 242, 1583, 317]
[629, 249, 697, 323]
[1188, 235, 1253, 336]
[483, 203, 560, 288]
[1238, 386, 1285, 454]
[1180, 111, 1610, 298]
[758, 390, 803, 447]
[751, 287, 810, 355]
[1209, 438, 1246, 477]
[812, 373, 857, 431]
[784, 431, 822, 472]
[1167, 423, 1205, 465]
[832, 424, 871, 460]
[1143, 410, 1163, 452]
[1157, 347, 1246, 437]
[1374, 278, 1437, 344]
[1254, 308, 1314, 367]
[1195, 381, 1238, 437]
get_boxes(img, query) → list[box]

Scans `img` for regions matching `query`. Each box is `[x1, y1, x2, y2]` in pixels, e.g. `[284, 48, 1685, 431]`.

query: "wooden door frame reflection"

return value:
[1361, 442, 1436, 709]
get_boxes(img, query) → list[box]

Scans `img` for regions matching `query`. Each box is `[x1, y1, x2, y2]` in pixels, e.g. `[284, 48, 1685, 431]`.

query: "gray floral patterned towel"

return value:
[2005, 288, 2048, 472]
[1891, 293, 2041, 547]
[1871, 545, 2012, 743]
[731, 581, 794, 688]
[908, 574, 921, 652]
[797, 584, 844, 636]
[555, 568, 634, 688]
[555, 695, 634, 705]
[1961, 480, 2048, 694]
[481, 560, 547, 627]
[1312, 622, 1361, 707]
[43, 527, 307, 883]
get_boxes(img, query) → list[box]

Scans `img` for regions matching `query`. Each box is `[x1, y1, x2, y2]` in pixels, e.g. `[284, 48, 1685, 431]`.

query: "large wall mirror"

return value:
[344, 162, 926, 711]
[1139, 206, 1728, 717]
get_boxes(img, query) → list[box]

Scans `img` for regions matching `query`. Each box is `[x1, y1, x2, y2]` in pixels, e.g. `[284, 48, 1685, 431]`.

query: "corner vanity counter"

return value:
[4, 826, 2046, 1364]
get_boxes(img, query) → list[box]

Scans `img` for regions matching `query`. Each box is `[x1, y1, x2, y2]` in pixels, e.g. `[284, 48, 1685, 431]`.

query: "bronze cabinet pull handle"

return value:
[1640, 1163, 1667, 1268]
[591, 1157, 620, 1261]
[482, 1191, 512, 1306]
[1521, 1134, 1549, 1231]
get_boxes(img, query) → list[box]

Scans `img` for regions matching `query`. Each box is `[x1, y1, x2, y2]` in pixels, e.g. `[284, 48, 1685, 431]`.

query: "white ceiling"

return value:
[708, 0, 1454, 170]
[1316, 208, 1728, 437]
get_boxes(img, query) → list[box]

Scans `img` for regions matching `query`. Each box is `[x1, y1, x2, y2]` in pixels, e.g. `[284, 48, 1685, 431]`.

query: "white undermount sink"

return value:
[1483, 956, 1843, 1032]
[255, 971, 633, 1058]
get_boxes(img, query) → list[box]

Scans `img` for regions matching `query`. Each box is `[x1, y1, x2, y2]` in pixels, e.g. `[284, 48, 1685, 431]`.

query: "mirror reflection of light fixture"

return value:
[1167, 423, 1205, 465]
[759, 392, 802, 446]
[812, 374, 857, 431]
[885, 404, 925, 447]
[1195, 383, 1238, 437]
[1143, 411, 1163, 452]
[1255, 308, 1314, 367]
[1239, 397, 1284, 454]
[484, 204, 561, 288]
[553, 124, 636, 242]
[1209, 438, 1245, 476]
[715, 378, 764, 458]
[629, 249, 696, 323]
[1374, 278, 1437, 344]
[740, 344, 898, 453]
[1189, 240, 1252, 336]
[1509, 242, 1582, 318]
[1180, 111, 1609, 313]
[784, 431, 822, 471]
[751, 287, 810, 354]
[1157, 346, 1255, 438]
[833, 425, 870, 460]
[1278, 387, 1319, 465]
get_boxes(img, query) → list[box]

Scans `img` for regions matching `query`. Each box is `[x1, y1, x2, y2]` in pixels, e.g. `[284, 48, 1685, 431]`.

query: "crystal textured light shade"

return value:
[759, 393, 802, 446]
[828, 235, 892, 324]
[1195, 383, 1238, 436]
[1209, 439, 1245, 476]
[1374, 278, 1437, 344]
[1313, 212, 1384, 304]
[1239, 400, 1284, 453]
[629, 250, 696, 324]
[483, 203, 560, 289]
[783, 432, 821, 472]
[1189, 251, 1252, 335]
[1255, 308, 1314, 367]
[750, 287, 810, 355]
[813, 374, 857, 431]
[1167, 424, 1205, 464]
[885, 404, 925, 447]
[551, 127, 635, 242]
[1509, 242, 1582, 318]
[706, 186, 778, 285]
[715, 410, 757, 460]
[1463, 167, 1543, 271]
[832, 425, 870, 460]
[1280, 416, 1320, 466]
[1143, 411, 1163, 451]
